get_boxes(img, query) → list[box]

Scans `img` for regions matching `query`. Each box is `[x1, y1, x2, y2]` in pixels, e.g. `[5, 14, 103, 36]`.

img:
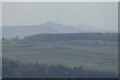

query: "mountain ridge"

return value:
[3, 21, 116, 38]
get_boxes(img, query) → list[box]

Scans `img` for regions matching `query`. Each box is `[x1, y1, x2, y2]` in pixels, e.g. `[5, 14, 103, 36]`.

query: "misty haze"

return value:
[3, 21, 117, 38]
[2, 2, 118, 78]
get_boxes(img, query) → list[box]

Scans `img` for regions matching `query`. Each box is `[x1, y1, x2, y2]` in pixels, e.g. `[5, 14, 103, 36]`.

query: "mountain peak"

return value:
[45, 21, 57, 24]
[43, 21, 62, 26]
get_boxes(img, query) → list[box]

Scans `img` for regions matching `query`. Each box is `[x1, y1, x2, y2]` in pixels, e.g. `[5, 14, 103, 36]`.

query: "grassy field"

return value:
[2, 39, 118, 73]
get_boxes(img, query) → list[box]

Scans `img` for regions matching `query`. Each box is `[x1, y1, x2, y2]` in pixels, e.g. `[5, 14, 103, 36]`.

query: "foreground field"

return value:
[3, 39, 118, 73]
[3, 58, 117, 78]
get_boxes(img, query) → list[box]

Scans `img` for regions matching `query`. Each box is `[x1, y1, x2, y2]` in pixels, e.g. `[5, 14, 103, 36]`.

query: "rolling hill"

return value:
[2, 21, 115, 38]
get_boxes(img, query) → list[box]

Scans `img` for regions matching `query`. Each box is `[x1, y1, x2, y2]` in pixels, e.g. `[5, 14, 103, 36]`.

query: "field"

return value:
[3, 37, 118, 73]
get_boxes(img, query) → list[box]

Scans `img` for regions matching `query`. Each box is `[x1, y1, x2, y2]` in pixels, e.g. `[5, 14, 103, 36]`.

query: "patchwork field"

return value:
[3, 39, 118, 73]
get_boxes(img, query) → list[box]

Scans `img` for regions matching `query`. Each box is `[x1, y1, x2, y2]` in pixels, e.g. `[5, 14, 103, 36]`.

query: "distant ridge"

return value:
[3, 21, 116, 38]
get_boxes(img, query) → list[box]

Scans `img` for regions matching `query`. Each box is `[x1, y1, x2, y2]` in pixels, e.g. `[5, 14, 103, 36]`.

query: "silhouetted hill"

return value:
[3, 21, 116, 38]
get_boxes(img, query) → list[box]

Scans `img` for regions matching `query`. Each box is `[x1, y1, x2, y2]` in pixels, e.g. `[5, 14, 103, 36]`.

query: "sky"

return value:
[2, 2, 118, 31]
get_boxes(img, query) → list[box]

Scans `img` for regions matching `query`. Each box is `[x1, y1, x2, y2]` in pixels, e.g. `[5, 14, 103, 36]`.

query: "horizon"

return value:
[2, 21, 118, 32]
[2, 21, 118, 39]
[2, 2, 118, 31]
[2, 2, 118, 39]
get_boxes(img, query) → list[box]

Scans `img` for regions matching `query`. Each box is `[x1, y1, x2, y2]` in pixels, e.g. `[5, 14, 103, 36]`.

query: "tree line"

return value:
[22, 33, 118, 43]
[2, 58, 117, 78]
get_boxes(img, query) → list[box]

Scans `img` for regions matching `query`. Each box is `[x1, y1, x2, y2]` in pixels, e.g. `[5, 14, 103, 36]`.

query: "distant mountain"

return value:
[2, 21, 116, 38]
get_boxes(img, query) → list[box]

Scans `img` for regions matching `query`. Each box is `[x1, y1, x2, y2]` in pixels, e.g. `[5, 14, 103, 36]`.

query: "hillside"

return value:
[2, 21, 115, 38]
[3, 33, 118, 74]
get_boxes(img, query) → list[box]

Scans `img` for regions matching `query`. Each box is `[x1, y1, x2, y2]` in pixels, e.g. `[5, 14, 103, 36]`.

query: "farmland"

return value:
[2, 33, 118, 74]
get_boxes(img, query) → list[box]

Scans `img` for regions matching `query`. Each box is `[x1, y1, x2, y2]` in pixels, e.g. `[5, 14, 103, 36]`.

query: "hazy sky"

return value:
[2, 2, 118, 31]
